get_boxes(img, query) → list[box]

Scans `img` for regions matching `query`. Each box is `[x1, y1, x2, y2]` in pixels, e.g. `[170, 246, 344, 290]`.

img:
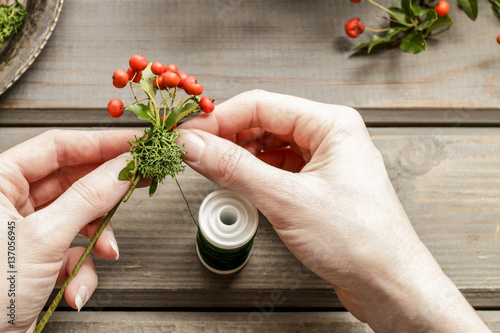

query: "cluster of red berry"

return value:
[107, 55, 215, 119]
[345, 0, 450, 39]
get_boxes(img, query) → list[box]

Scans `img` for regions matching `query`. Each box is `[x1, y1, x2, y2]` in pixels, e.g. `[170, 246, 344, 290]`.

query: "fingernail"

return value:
[176, 130, 205, 162]
[107, 230, 119, 260]
[105, 153, 132, 179]
[75, 285, 89, 312]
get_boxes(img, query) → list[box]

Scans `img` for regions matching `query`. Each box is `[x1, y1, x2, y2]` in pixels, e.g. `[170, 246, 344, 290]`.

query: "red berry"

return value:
[127, 67, 142, 83]
[129, 55, 148, 71]
[184, 80, 204, 96]
[107, 99, 124, 118]
[199, 96, 215, 113]
[161, 71, 180, 88]
[154, 76, 165, 89]
[112, 69, 128, 88]
[151, 61, 164, 75]
[177, 71, 188, 88]
[345, 18, 364, 38]
[164, 64, 178, 74]
[434, 1, 449, 17]
[350, 0, 362, 2]
[497, 34, 500, 44]
[183, 76, 197, 88]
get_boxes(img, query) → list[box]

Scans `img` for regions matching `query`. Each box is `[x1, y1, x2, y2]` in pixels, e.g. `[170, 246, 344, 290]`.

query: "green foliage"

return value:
[490, 0, 500, 15]
[118, 160, 136, 182]
[458, 0, 478, 20]
[129, 125, 185, 184]
[164, 101, 200, 131]
[117, 60, 206, 196]
[0, 1, 26, 48]
[353, 0, 462, 54]
[125, 103, 151, 121]
[400, 31, 427, 53]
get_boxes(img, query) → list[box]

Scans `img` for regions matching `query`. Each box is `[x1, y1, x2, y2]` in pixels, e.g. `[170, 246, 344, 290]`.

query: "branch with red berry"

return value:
[34, 55, 214, 332]
[345, 0, 500, 54]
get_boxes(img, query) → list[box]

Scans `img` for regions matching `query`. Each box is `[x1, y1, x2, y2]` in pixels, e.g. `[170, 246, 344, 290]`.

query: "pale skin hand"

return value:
[0, 129, 141, 333]
[178, 90, 491, 332]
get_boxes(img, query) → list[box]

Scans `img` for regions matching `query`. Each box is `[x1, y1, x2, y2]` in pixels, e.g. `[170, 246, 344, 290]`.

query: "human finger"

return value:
[58, 247, 98, 311]
[257, 148, 306, 172]
[1, 129, 142, 184]
[180, 90, 361, 156]
[26, 153, 132, 252]
[79, 217, 119, 261]
[176, 128, 291, 206]
[28, 163, 101, 211]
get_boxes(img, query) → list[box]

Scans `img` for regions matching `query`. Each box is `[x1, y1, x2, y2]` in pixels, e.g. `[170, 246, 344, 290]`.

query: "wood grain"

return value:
[0, 127, 499, 310]
[38, 311, 500, 332]
[40, 311, 374, 333]
[0, 0, 499, 111]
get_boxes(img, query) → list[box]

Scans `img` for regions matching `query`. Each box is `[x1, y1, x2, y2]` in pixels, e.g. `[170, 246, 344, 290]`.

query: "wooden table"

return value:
[1, 1, 500, 331]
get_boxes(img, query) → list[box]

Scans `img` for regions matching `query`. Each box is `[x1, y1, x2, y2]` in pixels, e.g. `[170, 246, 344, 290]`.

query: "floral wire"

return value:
[175, 178, 199, 228]
[35, 175, 141, 332]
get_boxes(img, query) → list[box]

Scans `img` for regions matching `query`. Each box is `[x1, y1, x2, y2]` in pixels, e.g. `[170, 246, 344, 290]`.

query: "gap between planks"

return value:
[1, 108, 500, 127]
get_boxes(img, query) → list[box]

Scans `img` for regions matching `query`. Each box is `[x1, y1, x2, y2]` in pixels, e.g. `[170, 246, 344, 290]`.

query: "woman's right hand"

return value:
[177, 90, 490, 332]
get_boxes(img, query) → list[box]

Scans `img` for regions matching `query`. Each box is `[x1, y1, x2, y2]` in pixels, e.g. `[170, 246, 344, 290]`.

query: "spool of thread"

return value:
[196, 189, 259, 274]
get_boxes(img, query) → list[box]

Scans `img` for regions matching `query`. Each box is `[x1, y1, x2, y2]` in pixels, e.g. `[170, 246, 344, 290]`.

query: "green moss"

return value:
[0, 1, 26, 48]
[130, 126, 185, 181]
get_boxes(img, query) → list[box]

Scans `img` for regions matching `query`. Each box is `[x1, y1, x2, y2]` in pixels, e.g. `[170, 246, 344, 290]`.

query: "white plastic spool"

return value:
[197, 189, 259, 274]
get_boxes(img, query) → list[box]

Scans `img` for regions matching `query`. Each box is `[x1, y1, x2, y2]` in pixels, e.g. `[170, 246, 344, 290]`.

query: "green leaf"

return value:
[388, 7, 411, 27]
[412, 4, 423, 16]
[401, 0, 415, 18]
[400, 32, 426, 54]
[164, 102, 200, 131]
[147, 100, 157, 122]
[125, 103, 152, 121]
[353, 29, 402, 53]
[118, 160, 136, 182]
[138, 62, 156, 99]
[149, 177, 158, 197]
[416, 8, 438, 31]
[489, 0, 500, 15]
[427, 14, 454, 35]
[458, 0, 478, 20]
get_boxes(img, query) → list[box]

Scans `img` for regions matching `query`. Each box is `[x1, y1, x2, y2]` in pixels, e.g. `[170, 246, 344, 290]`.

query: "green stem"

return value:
[168, 88, 177, 113]
[366, 27, 392, 33]
[129, 81, 140, 104]
[366, 0, 412, 27]
[176, 95, 197, 110]
[157, 87, 168, 129]
[34, 175, 141, 332]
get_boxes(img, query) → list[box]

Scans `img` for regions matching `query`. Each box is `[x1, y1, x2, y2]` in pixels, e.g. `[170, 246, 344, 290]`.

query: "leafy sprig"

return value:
[118, 62, 206, 196]
[352, 0, 454, 54]
[348, 0, 500, 54]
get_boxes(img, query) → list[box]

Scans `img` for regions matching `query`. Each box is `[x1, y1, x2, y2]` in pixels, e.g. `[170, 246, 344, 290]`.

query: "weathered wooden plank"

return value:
[38, 311, 500, 332]
[40, 311, 374, 333]
[0, 0, 499, 111]
[1, 127, 499, 309]
[2, 108, 500, 127]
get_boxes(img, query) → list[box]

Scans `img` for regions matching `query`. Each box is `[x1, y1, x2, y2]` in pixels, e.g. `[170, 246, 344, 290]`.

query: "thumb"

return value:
[176, 129, 289, 204]
[26, 153, 132, 252]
